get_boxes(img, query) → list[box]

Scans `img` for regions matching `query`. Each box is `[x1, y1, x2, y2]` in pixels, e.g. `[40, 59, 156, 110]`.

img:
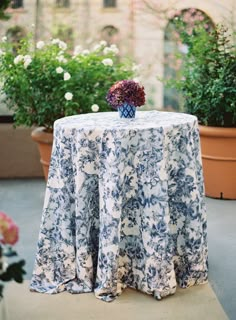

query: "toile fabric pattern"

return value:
[30, 111, 208, 302]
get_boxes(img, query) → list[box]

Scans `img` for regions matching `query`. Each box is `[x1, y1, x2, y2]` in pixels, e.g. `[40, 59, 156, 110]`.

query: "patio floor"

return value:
[0, 179, 235, 319]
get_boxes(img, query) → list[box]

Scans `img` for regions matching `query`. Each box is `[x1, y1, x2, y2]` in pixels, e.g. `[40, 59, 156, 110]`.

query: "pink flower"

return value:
[0, 211, 19, 245]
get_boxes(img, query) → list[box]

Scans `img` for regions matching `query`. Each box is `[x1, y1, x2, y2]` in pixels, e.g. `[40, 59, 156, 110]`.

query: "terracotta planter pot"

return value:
[31, 127, 53, 181]
[199, 125, 236, 199]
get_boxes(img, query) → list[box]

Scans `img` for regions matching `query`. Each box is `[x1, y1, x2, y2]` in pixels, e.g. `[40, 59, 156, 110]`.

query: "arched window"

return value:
[103, 0, 116, 8]
[12, 0, 23, 9]
[6, 25, 26, 53]
[101, 25, 119, 45]
[163, 8, 214, 111]
[56, 0, 70, 8]
[54, 25, 73, 48]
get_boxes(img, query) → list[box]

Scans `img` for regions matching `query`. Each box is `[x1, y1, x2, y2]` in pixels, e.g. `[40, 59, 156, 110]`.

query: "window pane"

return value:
[12, 0, 23, 9]
[56, 0, 70, 8]
[54, 25, 73, 48]
[101, 26, 119, 45]
[104, 0, 116, 8]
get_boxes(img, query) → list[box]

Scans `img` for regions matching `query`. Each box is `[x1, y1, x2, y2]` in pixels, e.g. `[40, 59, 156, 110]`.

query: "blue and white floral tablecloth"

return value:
[30, 111, 208, 302]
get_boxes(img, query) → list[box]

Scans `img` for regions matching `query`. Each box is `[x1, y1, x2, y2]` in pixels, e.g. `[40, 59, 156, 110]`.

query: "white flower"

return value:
[1, 36, 7, 42]
[110, 44, 119, 54]
[103, 44, 119, 55]
[23, 55, 32, 69]
[65, 92, 73, 100]
[113, 48, 119, 55]
[100, 40, 107, 46]
[91, 104, 99, 112]
[51, 38, 60, 45]
[81, 49, 90, 55]
[24, 60, 32, 69]
[56, 55, 67, 63]
[102, 58, 113, 66]
[103, 47, 110, 55]
[36, 41, 45, 49]
[56, 67, 64, 74]
[73, 45, 82, 56]
[59, 41, 67, 50]
[92, 44, 101, 52]
[64, 72, 71, 81]
[14, 55, 24, 64]
[24, 55, 31, 61]
[0, 49, 5, 56]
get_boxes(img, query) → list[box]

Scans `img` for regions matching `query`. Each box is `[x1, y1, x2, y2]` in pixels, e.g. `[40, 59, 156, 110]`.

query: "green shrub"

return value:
[0, 34, 137, 131]
[165, 24, 236, 127]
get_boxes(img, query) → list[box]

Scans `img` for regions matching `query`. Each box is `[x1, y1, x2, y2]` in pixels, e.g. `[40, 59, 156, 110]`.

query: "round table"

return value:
[30, 111, 208, 302]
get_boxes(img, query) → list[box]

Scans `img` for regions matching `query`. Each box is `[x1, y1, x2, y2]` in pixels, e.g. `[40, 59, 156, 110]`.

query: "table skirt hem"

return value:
[29, 278, 207, 302]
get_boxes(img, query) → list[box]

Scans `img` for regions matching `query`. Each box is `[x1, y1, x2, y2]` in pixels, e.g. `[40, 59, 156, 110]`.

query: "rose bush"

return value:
[0, 34, 139, 131]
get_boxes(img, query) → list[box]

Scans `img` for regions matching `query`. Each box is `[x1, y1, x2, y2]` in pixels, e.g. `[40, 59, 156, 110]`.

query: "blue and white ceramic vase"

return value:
[118, 103, 136, 118]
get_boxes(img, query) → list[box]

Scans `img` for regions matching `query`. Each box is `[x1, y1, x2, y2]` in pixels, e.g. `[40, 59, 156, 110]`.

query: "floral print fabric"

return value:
[30, 111, 208, 302]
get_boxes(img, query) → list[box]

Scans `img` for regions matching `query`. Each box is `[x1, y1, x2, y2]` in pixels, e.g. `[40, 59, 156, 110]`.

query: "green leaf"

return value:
[0, 260, 26, 283]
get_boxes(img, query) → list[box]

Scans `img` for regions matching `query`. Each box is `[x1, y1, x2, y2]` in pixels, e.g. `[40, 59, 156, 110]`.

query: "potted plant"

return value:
[0, 211, 25, 301]
[106, 79, 146, 118]
[164, 23, 236, 199]
[0, 34, 137, 179]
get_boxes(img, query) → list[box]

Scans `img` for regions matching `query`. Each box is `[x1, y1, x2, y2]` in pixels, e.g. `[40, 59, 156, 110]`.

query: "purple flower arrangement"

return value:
[106, 80, 146, 109]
